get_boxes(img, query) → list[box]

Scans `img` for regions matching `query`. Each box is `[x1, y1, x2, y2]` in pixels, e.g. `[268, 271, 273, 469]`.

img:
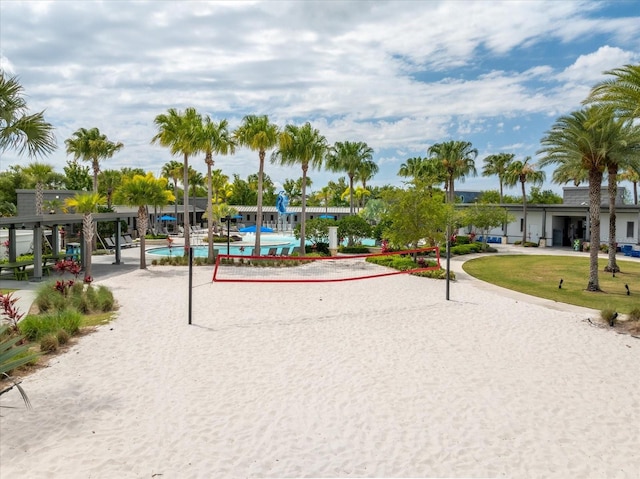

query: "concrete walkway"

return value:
[1, 241, 637, 318]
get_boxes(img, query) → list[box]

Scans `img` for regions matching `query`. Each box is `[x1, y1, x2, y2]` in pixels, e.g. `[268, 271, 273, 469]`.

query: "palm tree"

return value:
[504, 156, 545, 246]
[23, 162, 56, 215]
[152, 107, 202, 252]
[185, 167, 203, 227]
[115, 173, 174, 269]
[98, 169, 122, 209]
[161, 160, 183, 233]
[63, 192, 105, 283]
[211, 169, 230, 204]
[585, 64, 640, 119]
[482, 153, 514, 203]
[65, 127, 123, 193]
[272, 122, 328, 254]
[427, 140, 478, 203]
[356, 158, 379, 206]
[620, 166, 640, 205]
[398, 157, 426, 182]
[195, 117, 235, 262]
[538, 106, 634, 291]
[0, 71, 56, 158]
[326, 141, 374, 214]
[233, 115, 280, 253]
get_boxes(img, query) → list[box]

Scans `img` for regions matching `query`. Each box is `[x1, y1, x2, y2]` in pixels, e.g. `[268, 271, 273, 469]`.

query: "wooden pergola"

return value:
[0, 212, 138, 282]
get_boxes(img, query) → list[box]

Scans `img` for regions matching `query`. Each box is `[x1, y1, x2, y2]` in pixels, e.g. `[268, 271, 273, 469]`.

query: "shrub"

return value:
[412, 268, 456, 280]
[339, 245, 370, 254]
[19, 310, 82, 342]
[39, 334, 59, 353]
[600, 309, 617, 326]
[95, 285, 115, 312]
[56, 329, 70, 345]
[455, 235, 470, 245]
[450, 243, 483, 255]
[628, 308, 640, 321]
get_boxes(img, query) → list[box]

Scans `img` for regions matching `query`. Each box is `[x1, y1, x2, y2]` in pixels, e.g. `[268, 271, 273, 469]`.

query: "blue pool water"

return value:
[147, 235, 301, 257]
[147, 236, 378, 257]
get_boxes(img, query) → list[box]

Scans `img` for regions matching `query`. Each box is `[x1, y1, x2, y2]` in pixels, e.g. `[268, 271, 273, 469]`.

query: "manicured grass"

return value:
[463, 255, 640, 314]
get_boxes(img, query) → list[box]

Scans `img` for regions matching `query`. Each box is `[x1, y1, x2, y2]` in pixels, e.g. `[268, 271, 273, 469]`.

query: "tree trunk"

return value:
[634, 181, 638, 205]
[138, 206, 148, 269]
[183, 152, 191, 254]
[35, 182, 44, 215]
[604, 166, 619, 273]
[349, 174, 355, 215]
[521, 180, 527, 246]
[300, 164, 308, 256]
[254, 150, 265, 253]
[206, 156, 215, 263]
[587, 169, 603, 291]
[83, 213, 94, 282]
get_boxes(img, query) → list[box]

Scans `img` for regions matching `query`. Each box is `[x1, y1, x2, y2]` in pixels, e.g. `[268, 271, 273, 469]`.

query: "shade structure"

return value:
[239, 225, 274, 233]
[159, 215, 177, 221]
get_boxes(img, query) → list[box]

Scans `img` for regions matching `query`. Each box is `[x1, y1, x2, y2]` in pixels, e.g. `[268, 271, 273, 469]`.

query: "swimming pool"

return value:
[147, 235, 302, 257]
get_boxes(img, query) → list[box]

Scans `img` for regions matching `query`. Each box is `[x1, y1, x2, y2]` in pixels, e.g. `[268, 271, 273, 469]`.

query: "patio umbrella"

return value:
[159, 215, 177, 221]
[239, 225, 274, 233]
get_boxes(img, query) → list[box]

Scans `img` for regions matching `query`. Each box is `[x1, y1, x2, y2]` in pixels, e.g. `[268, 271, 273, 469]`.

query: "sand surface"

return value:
[1, 258, 639, 478]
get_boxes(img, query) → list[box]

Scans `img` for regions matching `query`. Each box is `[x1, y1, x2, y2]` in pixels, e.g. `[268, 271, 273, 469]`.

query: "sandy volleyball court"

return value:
[1, 258, 639, 478]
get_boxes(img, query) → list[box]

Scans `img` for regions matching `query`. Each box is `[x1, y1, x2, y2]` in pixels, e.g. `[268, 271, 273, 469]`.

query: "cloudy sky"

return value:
[2, 0, 639, 197]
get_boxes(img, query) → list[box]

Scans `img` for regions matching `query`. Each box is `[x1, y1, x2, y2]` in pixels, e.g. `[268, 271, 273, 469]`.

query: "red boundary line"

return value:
[212, 247, 441, 283]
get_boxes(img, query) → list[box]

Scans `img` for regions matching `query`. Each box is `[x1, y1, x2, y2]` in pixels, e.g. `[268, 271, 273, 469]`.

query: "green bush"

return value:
[455, 235, 471, 245]
[450, 243, 483, 255]
[40, 333, 59, 353]
[600, 308, 617, 326]
[412, 269, 456, 280]
[339, 245, 370, 254]
[19, 310, 82, 342]
[56, 329, 70, 345]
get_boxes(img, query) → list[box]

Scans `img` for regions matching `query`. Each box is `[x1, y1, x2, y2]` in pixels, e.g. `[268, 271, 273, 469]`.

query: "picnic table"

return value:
[0, 260, 35, 281]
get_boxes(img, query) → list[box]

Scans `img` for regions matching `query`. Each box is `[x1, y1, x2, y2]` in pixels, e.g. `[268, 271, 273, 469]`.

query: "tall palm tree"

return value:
[23, 162, 56, 215]
[63, 192, 105, 283]
[585, 64, 640, 120]
[398, 157, 426, 182]
[233, 115, 280, 253]
[161, 160, 183, 233]
[65, 127, 123, 193]
[115, 173, 175, 269]
[427, 140, 478, 203]
[326, 141, 374, 214]
[356, 158, 379, 206]
[0, 71, 56, 157]
[195, 117, 235, 262]
[538, 106, 634, 291]
[97, 169, 122, 209]
[272, 122, 328, 254]
[504, 156, 545, 246]
[188, 168, 205, 227]
[482, 153, 514, 203]
[603, 121, 640, 273]
[152, 107, 202, 252]
[211, 169, 230, 204]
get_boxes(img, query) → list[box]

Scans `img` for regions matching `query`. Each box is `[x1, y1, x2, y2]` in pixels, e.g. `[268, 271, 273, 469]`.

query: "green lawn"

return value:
[462, 255, 640, 314]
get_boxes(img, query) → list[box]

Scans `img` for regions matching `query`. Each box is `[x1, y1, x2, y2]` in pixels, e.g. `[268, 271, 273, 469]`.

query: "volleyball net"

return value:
[211, 246, 441, 283]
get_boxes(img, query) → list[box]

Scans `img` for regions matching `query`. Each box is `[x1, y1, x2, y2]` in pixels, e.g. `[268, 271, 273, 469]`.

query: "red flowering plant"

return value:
[0, 292, 25, 334]
[381, 239, 390, 253]
[52, 258, 82, 295]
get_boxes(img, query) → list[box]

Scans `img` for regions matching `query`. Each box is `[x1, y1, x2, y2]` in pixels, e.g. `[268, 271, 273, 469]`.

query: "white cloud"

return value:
[1, 0, 638, 192]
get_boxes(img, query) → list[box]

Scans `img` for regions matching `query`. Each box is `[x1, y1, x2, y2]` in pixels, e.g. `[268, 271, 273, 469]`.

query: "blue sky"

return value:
[1, 0, 639, 197]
